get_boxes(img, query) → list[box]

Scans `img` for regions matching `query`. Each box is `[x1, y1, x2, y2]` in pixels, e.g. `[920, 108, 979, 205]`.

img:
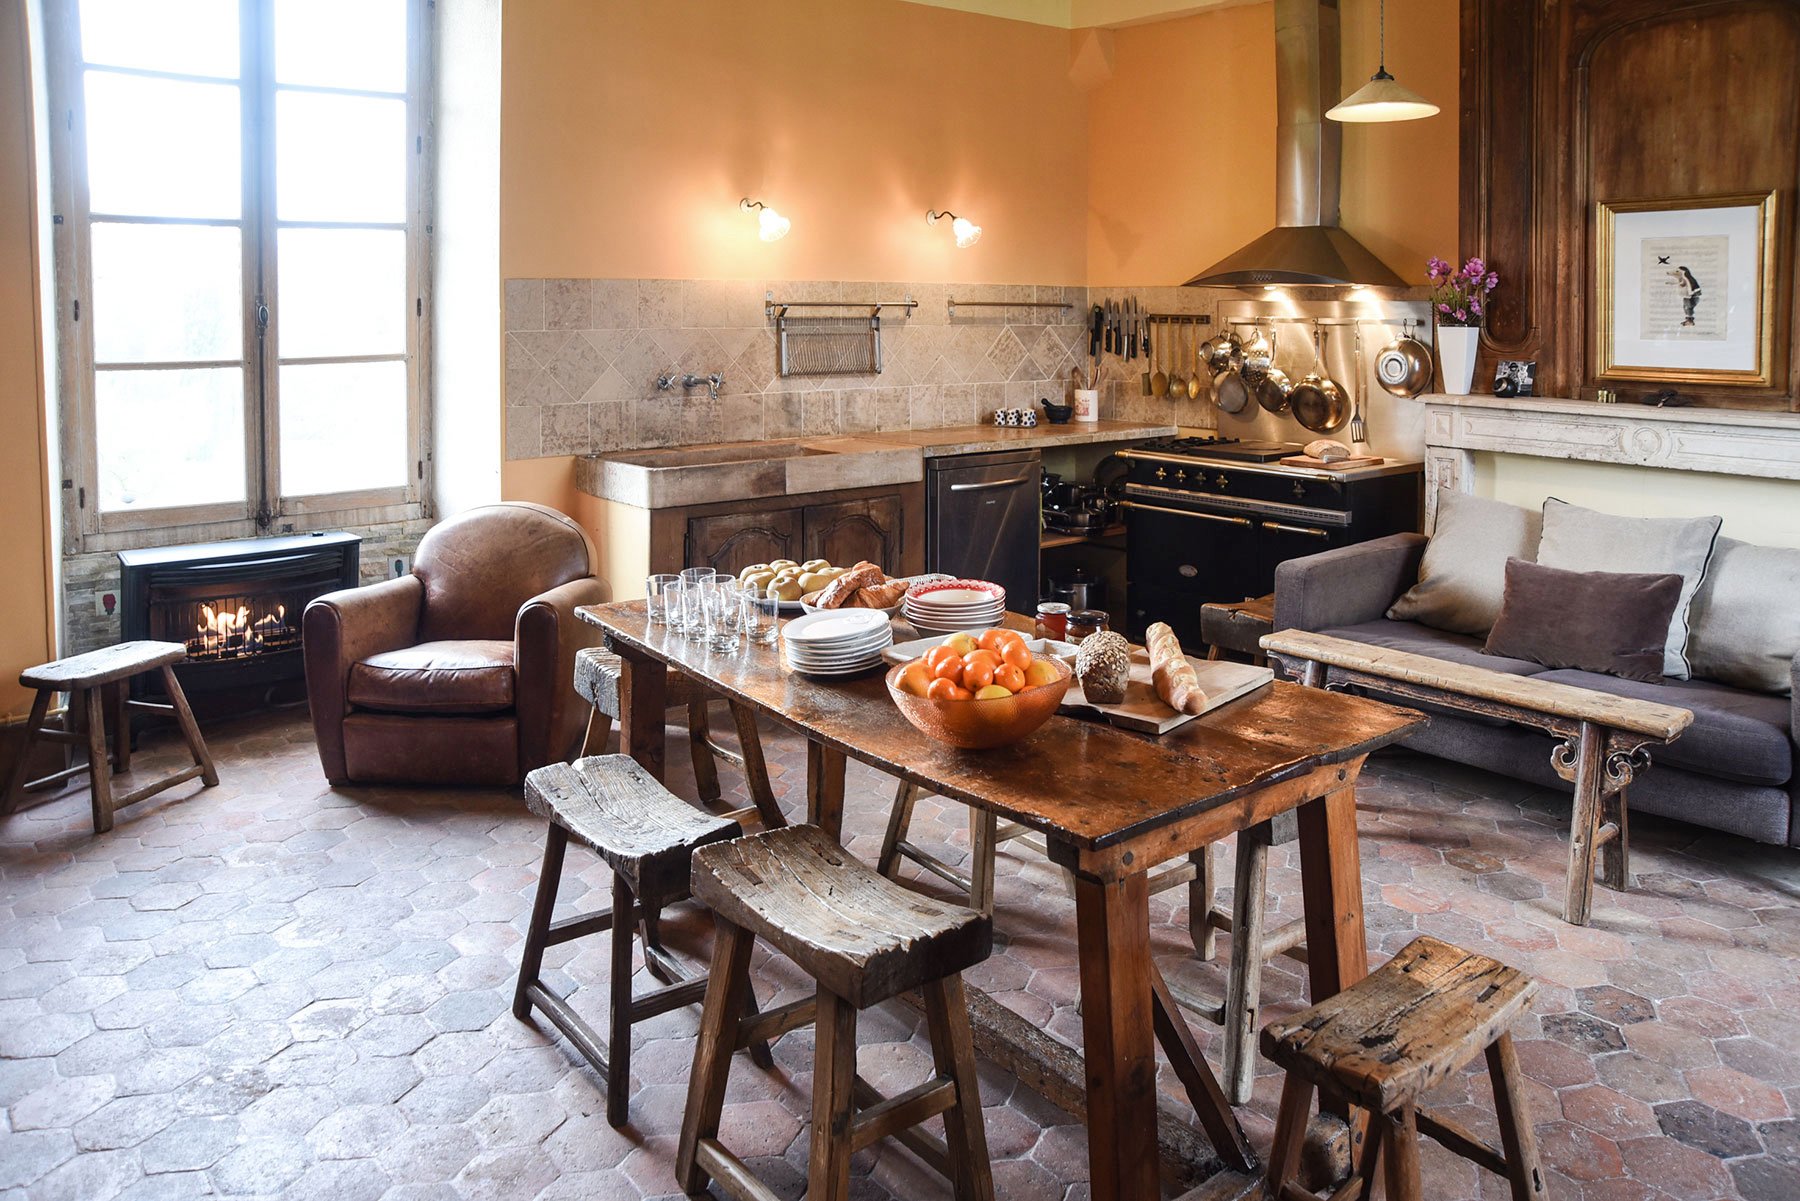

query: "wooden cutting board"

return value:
[1279, 453, 1385, 470]
[1062, 650, 1274, 734]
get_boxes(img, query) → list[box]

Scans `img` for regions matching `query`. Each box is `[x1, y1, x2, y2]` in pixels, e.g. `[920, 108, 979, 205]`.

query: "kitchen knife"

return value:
[1125, 299, 1137, 360]
[1105, 300, 1116, 355]
[1089, 304, 1104, 361]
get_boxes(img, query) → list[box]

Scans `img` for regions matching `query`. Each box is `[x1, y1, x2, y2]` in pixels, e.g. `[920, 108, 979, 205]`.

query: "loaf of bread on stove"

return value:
[817, 562, 883, 608]
[1075, 631, 1132, 705]
[1146, 621, 1207, 715]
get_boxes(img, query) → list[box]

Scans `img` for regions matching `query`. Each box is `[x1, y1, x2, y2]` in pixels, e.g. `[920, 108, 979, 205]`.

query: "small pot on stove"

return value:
[1047, 568, 1107, 613]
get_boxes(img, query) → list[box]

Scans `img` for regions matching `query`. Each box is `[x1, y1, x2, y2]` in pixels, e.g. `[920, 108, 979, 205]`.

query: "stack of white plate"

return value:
[902, 579, 1007, 636]
[780, 609, 894, 677]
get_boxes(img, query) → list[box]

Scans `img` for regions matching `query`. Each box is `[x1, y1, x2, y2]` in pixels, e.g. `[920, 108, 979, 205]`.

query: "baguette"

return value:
[1146, 621, 1207, 715]
[816, 563, 883, 608]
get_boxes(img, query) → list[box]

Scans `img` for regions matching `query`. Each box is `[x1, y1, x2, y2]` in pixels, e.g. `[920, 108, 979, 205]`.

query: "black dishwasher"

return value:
[925, 449, 1041, 607]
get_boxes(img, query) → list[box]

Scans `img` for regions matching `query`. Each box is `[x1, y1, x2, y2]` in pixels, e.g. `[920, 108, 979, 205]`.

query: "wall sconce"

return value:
[740, 198, 790, 242]
[927, 209, 982, 249]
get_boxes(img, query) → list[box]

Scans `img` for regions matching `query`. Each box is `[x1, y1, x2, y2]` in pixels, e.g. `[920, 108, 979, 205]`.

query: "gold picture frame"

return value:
[1595, 191, 1777, 387]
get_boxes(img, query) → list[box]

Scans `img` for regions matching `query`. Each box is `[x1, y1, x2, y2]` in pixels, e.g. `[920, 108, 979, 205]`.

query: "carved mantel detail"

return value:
[1420, 394, 1800, 529]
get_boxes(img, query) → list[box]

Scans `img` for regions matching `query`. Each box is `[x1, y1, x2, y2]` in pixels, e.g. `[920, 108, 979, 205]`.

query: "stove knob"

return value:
[1175, 469, 1188, 482]
[1214, 473, 1229, 488]
[1293, 482, 1306, 499]
[1154, 467, 1167, 480]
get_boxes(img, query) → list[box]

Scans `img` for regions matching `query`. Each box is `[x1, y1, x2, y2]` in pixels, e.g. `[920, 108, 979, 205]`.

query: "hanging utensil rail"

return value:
[946, 297, 1074, 318]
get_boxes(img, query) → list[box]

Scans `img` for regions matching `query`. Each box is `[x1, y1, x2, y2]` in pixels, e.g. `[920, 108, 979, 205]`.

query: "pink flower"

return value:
[1438, 302, 1451, 313]
[1426, 257, 1449, 280]
[1465, 257, 1486, 277]
[1485, 273, 1498, 291]
[1454, 308, 1467, 322]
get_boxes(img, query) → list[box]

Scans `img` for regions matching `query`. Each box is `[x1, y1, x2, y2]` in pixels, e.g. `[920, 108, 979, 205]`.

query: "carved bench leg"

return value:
[1600, 787, 1630, 893]
[1561, 722, 1606, 926]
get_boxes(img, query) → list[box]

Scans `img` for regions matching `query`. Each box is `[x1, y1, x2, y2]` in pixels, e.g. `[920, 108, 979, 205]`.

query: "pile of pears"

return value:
[737, 559, 848, 602]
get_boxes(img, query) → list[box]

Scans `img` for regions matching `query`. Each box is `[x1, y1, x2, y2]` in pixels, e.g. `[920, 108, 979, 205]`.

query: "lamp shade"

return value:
[1326, 73, 1440, 123]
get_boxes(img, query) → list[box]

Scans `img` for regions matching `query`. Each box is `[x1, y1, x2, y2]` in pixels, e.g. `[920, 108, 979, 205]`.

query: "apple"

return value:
[800, 559, 830, 573]
[769, 578, 803, 602]
[740, 570, 776, 593]
[769, 559, 798, 570]
[798, 571, 833, 593]
[738, 563, 771, 581]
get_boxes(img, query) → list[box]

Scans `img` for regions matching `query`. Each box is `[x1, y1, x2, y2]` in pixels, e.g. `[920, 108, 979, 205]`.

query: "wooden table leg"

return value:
[613, 643, 667, 782]
[1297, 775, 1369, 1121]
[806, 741, 846, 840]
[1073, 871, 1160, 1201]
[1147, 960, 1256, 1173]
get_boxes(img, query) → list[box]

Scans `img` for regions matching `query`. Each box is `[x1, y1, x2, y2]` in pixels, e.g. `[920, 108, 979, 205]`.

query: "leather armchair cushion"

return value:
[347, 640, 516, 714]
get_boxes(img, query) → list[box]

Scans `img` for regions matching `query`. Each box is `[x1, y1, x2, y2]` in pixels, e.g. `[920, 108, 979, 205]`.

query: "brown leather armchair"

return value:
[303, 502, 608, 787]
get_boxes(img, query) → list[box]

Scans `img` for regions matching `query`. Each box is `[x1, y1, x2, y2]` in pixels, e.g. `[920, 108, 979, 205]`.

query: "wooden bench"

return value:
[1201, 594, 1275, 664]
[512, 754, 774, 1127]
[1262, 629, 1694, 925]
[677, 824, 995, 1201]
[1261, 935, 1545, 1201]
[3, 641, 218, 833]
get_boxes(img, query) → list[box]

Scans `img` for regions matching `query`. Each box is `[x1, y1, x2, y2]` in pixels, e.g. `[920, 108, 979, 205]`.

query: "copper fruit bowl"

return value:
[884, 654, 1072, 750]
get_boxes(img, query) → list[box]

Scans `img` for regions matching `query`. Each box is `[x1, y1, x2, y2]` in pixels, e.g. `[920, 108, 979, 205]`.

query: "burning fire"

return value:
[191, 601, 294, 660]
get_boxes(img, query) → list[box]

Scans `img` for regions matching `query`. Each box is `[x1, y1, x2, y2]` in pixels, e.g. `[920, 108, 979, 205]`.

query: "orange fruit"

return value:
[1022, 659, 1060, 688]
[930, 656, 964, 686]
[898, 661, 932, 697]
[926, 678, 973, 701]
[924, 645, 961, 674]
[999, 640, 1032, 672]
[993, 663, 1026, 692]
[962, 656, 996, 690]
[978, 628, 1025, 654]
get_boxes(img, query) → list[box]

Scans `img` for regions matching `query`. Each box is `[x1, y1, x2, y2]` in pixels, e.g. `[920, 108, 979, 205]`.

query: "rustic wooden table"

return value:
[579, 601, 1425, 1201]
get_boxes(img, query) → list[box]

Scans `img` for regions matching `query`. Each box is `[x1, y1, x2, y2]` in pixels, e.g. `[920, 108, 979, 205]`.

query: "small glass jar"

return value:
[1035, 602, 1071, 641]
[1066, 609, 1110, 643]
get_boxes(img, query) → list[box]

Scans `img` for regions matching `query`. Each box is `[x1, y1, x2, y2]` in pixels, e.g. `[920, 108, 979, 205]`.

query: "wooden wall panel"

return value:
[1462, 0, 1800, 410]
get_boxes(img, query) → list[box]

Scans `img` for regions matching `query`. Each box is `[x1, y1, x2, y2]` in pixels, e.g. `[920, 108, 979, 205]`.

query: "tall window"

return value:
[48, 0, 430, 545]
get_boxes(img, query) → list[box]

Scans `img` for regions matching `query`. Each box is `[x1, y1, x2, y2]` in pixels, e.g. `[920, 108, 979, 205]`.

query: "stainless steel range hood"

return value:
[1184, 0, 1404, 288]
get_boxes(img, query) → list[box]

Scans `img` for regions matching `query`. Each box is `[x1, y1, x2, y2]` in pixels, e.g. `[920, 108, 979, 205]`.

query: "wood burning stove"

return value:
[118, 532, 361, 705]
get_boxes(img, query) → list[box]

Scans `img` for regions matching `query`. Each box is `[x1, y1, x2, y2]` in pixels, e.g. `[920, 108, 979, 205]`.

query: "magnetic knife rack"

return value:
[763, 293, 916, 378]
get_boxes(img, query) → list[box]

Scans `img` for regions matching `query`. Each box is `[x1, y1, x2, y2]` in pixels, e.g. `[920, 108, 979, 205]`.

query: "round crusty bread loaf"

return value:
[1075, 631, 1131, 705]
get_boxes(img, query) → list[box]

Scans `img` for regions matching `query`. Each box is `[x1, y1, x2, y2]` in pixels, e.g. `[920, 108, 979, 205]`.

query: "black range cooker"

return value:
[1117, 435, 1423, 645]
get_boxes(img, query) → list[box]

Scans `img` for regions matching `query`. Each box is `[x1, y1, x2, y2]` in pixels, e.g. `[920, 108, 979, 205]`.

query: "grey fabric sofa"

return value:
[1274, 533, 1800, 847]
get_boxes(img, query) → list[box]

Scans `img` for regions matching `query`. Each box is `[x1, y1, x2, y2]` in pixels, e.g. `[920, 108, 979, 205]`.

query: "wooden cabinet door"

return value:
[802, 496, 904, 573]
[686, 509, 802, 576]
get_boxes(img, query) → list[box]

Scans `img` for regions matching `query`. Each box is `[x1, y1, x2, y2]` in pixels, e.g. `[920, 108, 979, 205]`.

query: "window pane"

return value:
[279, 361, 408, 495]
[274, 0, 407, 93]
[92, 223, 242, 364]
[276, 228, 405, 359]
[96, 368, 246, 511]
[85, 72, 240, 219]
[276, 92, 405, 223]
[79, 0, 238, 79]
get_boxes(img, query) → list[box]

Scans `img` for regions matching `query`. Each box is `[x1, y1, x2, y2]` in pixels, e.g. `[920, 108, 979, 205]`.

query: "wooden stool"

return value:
[513, 754, 774, 1127]
[678, 824, 995, 1201]
[2, 641, 218, 834]
[1261, 935, 1545, 1201]
[1200, 594, 1275, 665]
[1172, 816, 1310, 1105]
[574, 646, 783, 830]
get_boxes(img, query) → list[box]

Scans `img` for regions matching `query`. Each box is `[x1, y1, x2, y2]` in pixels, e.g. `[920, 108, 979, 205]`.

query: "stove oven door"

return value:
[1255, 518, 1344, 585]
[1123, 499, 1259, 644]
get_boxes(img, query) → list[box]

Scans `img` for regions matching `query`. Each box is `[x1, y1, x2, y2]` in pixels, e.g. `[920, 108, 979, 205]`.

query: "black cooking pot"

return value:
[1041, 398, 1074, 424]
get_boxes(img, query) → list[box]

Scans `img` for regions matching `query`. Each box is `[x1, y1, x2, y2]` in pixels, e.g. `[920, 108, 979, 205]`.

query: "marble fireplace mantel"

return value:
[1420, 393, 1800, 529]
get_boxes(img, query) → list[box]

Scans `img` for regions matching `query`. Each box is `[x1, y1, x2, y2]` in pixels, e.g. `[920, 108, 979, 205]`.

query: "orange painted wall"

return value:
[499, 0, 1090, 286]
[1086, 0, 1459, 285]
[0, 0, 56, 722]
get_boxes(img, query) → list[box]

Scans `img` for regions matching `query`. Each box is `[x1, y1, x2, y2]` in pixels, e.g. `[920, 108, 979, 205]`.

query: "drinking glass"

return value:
[678, 578, 709, 641]
[680, 566, 716, 587]
[645, 574, 679, 627]
[703, 579, 741, 653]
[742, 587, 781, 646]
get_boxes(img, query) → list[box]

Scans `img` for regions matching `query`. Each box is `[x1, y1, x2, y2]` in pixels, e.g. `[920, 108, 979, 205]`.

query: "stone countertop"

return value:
[575, 421, 1175, 509]
[865, 419, 1176, 458]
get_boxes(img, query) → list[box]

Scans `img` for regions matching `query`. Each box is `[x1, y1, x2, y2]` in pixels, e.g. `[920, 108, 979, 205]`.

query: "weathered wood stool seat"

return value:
[513, 754, 772, 1127]
[573, 646, 782, 830]
[1201, 593, 1275, 664]
[3, 640, 218, 833]
[678, 824, 996, 1201]
[1260, 935, 1545, 1201]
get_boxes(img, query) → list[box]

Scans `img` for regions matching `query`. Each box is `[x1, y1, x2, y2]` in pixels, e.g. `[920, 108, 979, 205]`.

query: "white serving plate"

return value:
[782, 654, 889, 677]
[787, 641, 894, 669]
[882, 634, 1079, 666]
[783, 609, 890, 642]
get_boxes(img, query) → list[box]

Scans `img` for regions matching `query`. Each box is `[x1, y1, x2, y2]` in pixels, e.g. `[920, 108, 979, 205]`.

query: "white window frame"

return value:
[43, 0, 435, 553]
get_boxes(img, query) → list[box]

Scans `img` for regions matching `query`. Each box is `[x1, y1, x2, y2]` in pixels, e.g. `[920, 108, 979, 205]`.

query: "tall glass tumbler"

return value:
[645, 574, 679, 627]
[743, 587, 781, 646]
[703, 579, 741, 653]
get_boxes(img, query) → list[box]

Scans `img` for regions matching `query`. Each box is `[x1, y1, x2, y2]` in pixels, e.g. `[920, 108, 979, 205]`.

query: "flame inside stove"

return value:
[190, 600, 295, 661]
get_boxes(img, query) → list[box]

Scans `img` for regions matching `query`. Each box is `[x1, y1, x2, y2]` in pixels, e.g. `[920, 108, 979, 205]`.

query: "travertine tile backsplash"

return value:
[503, 278, 1100, 460]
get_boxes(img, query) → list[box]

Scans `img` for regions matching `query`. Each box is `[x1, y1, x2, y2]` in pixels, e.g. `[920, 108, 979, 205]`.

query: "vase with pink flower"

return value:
[1426, 256, 1498, 395]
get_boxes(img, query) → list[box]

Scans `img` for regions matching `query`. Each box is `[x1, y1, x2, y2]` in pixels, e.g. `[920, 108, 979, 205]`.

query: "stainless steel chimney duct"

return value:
[1184, 0, 1404, 288]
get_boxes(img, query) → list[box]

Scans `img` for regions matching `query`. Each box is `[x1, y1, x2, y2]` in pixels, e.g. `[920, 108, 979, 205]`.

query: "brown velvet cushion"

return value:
[347, 640, 517, 714]
[1484, 558, 1683, 683]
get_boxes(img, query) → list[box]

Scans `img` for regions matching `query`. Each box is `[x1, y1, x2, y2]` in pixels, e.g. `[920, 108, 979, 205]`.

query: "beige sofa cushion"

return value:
[1387, 489, 1542, 637]
[1688, 537, 1800, 696]
[1534, 499, 1721, 680]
